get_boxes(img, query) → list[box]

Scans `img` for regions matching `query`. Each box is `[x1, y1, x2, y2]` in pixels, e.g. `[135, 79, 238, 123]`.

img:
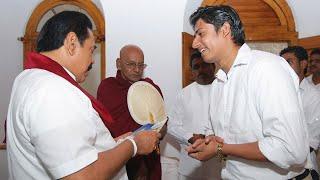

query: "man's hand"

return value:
[204, 135, 224, 145]
[188, 133, 205, 144]
[186, 135, 223, 161]
[134, 130, 161, 155]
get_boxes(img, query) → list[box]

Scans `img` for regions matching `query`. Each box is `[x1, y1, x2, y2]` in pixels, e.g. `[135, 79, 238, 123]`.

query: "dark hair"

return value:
[36, 11, 93, 52]
[279, 46, 308, 62]
[189, 5, 245, 46]
[310, 48, 320, 56]
[190, 50, 202, 68]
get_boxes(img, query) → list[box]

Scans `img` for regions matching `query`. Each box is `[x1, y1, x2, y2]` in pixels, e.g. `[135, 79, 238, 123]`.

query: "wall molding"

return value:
[298, 35, 320, 51]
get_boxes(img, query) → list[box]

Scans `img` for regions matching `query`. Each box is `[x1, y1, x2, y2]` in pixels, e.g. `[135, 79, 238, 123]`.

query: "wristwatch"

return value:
[216, 143, 227, 162]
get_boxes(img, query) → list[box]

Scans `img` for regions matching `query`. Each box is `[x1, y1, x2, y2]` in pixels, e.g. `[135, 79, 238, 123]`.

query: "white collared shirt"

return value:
[7, 69, 127, 180]
[300, 75, 320, 173]
[209, 44, 309, 179]
[168, 82, 221, 179]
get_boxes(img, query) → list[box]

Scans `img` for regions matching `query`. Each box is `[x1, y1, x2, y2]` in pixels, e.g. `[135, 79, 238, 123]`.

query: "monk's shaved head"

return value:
[120, 45, 144, 60]
[116, 44, 145, 83]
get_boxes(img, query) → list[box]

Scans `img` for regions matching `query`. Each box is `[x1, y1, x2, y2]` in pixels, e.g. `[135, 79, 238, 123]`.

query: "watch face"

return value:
[37, 4, 96, 32]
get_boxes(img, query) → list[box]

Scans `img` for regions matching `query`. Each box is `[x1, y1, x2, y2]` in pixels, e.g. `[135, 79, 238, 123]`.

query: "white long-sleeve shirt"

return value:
[209, 44, 309, 179]
[300, 75, 320, 173]
[168, 82, 221, 179]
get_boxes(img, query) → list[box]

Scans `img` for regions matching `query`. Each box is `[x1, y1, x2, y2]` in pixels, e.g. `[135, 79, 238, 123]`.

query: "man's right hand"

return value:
[133, 130, 161, 155]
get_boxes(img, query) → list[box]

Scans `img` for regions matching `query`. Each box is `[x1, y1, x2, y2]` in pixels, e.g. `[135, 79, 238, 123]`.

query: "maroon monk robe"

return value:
[97, 70, 162, 180]
[23, 52, 118, 134]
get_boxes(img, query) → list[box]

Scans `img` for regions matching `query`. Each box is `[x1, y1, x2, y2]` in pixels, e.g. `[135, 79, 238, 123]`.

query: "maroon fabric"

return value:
[24, 52, 118, 133]
[97, 70, 162, 180]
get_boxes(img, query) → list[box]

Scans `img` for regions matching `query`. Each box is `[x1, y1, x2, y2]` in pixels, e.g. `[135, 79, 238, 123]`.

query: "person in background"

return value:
[302, 48, 320, 178]
[307, 48, 320, 87]
[6, 11, 160, 180]
[280, 46, 308, 82]
[280, 46, 320, 179]
[186, 5, 309, 179]
[168, 50, 221, 179]
[97, 44, 164, 180]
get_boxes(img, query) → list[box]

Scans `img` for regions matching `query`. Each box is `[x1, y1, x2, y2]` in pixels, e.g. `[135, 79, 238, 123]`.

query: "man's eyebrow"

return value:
[194, 28, 203, 36]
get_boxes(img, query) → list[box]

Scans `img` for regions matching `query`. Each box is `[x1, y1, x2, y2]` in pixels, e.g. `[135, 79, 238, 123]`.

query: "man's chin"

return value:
[77, 77, 86, 83]
[202, 56, 215, 63]
[129, 78, 140, 83]
[77, 73, 88, 83]
[129, 75, 142, 82]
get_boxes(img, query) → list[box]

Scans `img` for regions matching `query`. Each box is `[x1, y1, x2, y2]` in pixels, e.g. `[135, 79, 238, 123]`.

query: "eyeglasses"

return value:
[124, 62, 147, 70]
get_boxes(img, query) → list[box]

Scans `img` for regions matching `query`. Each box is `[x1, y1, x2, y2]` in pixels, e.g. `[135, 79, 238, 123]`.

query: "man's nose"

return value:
[133, 65, 141, 72]
[192, 36, 200, 49]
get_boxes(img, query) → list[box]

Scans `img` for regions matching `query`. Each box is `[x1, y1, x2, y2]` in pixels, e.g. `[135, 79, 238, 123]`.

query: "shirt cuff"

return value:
[49, 149, 98, 179]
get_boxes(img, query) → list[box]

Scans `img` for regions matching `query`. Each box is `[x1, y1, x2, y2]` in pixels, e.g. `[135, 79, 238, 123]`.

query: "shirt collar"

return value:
[63, 67, 76, 81]
[215, 43, 251, 82]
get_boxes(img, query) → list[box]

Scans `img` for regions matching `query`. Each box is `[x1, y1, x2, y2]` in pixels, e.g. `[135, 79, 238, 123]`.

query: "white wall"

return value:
[287, 0, 320, 38]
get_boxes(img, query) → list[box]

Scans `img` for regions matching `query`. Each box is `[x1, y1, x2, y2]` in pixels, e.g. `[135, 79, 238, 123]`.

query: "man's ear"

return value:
[64, 32, 78, 56]
[116, 58, 121, 70]
[300, 60, 308, 74]
[220, 22, 231, 38]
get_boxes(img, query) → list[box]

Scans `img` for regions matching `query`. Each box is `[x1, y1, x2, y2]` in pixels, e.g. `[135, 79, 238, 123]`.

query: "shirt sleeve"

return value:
[252, 60, 309, 169]
[167, 93, 193, 145]
[28, 79, 99, 179]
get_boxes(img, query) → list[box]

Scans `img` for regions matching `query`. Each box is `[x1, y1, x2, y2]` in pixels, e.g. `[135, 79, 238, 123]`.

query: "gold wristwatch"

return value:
[216, 143, 227, 162]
